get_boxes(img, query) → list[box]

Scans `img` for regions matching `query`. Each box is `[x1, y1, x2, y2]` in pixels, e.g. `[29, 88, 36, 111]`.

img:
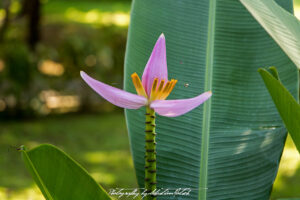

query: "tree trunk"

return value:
[0, 0, 11, 42]
[21, 0, 41, 50]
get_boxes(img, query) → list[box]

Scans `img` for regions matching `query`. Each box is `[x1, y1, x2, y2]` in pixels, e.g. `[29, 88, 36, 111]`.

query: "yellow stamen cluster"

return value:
[131, 73, 147, 97]
[131, 73, 177, 101]
[150, 78, 177, 101]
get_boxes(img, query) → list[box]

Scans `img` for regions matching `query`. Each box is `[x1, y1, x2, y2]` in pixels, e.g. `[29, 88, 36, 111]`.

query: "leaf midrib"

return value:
[22, 150, 54, 200]
[199, 0, 216, 199]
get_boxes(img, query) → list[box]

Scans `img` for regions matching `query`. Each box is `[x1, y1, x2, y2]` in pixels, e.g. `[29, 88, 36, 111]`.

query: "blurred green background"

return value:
[0, 0, 299, 199]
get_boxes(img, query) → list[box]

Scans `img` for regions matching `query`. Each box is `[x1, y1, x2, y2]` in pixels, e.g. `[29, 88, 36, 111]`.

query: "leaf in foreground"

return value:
[21, 144, 111, 200]
[259, 67, 300, 153]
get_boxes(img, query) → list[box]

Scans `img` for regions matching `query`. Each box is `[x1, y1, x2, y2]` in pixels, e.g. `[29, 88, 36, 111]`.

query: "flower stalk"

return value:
[144, 106, 157, 200]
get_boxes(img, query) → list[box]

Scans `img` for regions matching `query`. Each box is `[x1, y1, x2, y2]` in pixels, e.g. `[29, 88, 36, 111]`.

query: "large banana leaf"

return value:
[21, 144, 111, 200]
[124, 0, 298, 199]
[241, 0, 300, 69]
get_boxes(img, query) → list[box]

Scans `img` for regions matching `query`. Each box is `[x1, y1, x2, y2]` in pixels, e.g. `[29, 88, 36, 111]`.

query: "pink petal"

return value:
[81, 71, 147, 109]
[150, 91, 212, 117]
[142, 33, 168, 96]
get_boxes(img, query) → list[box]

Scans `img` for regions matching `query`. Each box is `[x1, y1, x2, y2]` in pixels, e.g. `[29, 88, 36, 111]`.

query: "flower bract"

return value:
[81, 34, 212, 117]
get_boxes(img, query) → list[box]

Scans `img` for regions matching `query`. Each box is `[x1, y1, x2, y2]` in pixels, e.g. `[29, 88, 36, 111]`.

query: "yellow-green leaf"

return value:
[21, 144, 111, 200]
[259, 67, 300, 153]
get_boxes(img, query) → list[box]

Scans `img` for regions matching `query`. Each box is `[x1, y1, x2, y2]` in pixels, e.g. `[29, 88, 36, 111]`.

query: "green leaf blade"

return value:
[21, 144, 111, 200]
[259, 68, 300, 153]
[241, 0, 300, 69]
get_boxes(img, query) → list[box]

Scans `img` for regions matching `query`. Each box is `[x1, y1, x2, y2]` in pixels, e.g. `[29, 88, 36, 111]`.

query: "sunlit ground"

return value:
[43, 0, 131, 27]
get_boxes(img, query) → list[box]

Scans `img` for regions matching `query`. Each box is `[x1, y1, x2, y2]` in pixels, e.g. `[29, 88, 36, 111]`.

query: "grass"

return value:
[0, 112, 137, 200]
[42, 0, 131, 26]
[43, 0, 131, 14]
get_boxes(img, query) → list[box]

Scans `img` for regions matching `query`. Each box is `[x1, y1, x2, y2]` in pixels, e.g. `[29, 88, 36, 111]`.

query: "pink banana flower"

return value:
[80, 34, 212, 117]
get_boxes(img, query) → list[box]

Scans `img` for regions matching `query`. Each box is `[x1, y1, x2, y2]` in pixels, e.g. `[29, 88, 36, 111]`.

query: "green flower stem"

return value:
[144, 106, 157, 200]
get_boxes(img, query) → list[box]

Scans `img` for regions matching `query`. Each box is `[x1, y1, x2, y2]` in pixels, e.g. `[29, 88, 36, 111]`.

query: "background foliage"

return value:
[0, 0, 300, 199]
